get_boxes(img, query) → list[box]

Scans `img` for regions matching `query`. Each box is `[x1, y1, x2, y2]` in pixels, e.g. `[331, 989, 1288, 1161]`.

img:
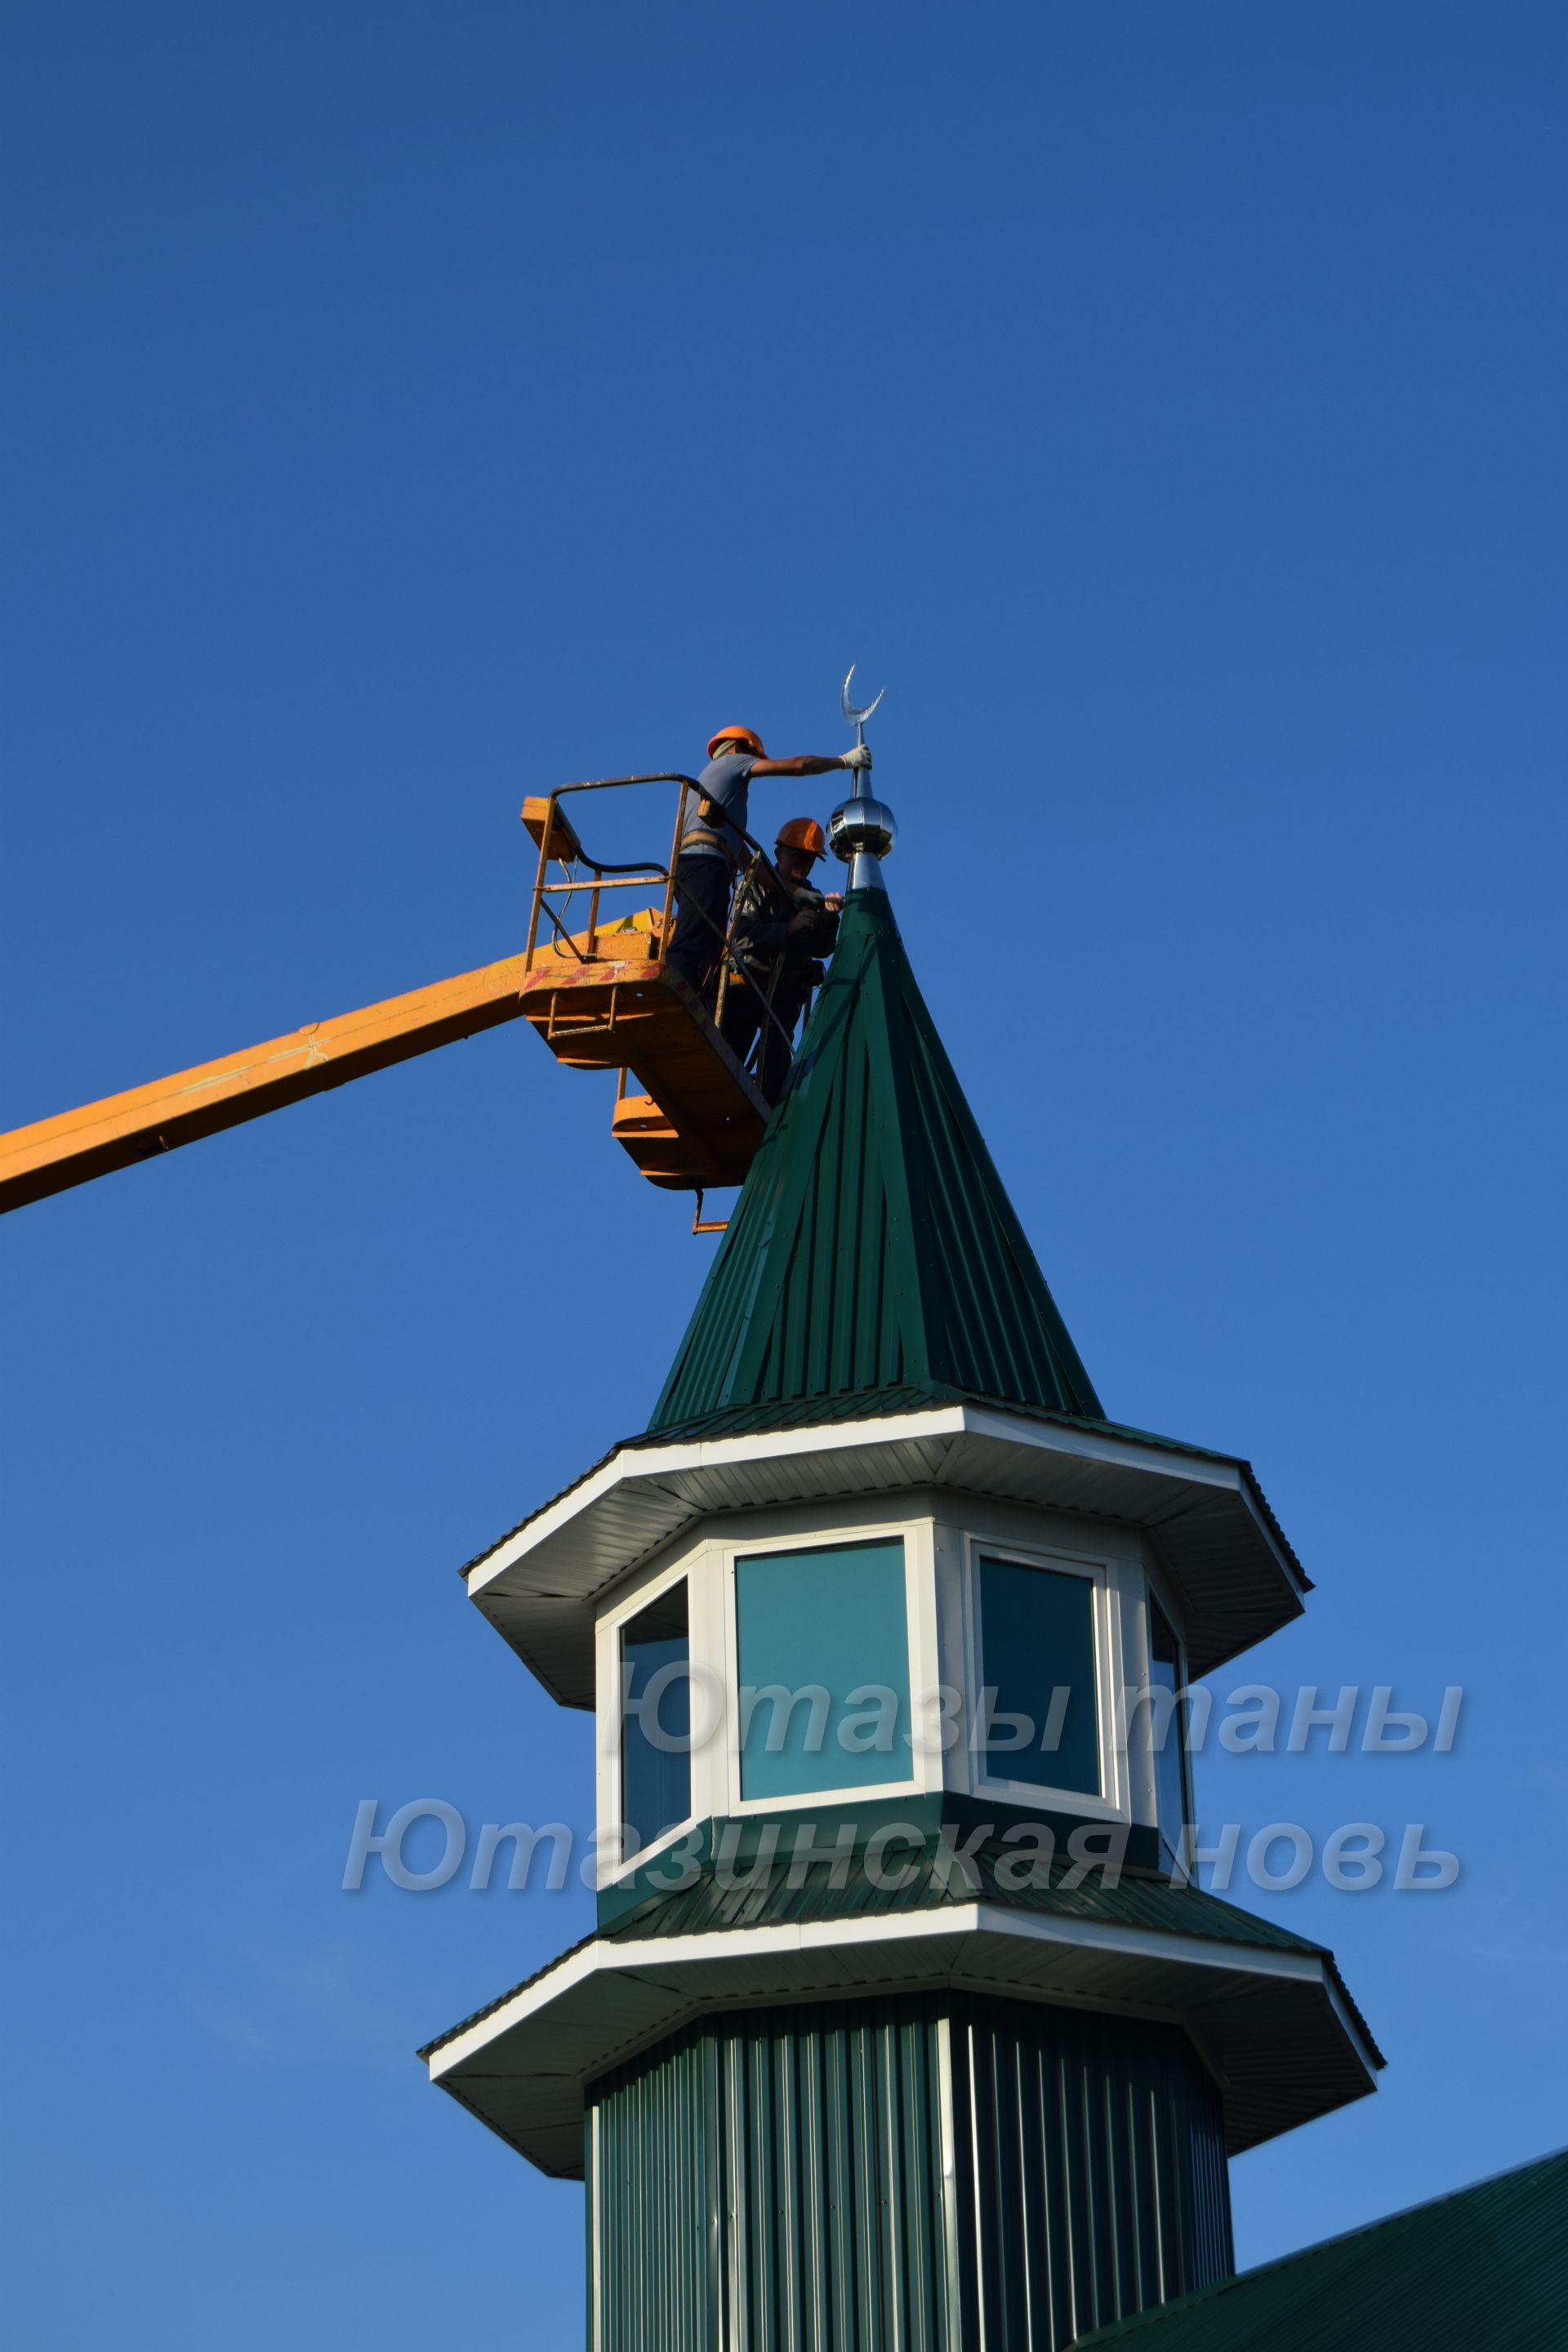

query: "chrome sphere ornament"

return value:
[826, 794, 897, 866]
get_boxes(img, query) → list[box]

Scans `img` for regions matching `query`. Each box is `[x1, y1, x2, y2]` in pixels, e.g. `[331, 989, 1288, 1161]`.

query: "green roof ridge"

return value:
[648, 886, 1102, 1435]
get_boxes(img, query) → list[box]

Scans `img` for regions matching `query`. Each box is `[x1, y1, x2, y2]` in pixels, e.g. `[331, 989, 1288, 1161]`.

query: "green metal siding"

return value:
[589, 1998, 958, 2352]
[950, 2002, 1232, 2347]
[586, 1994, 1231, 2351]
[648, 889, 1102, 1438]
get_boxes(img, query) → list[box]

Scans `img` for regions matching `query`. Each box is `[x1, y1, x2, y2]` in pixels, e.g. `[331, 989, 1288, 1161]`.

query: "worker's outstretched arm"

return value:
[750, 750, 866, 778]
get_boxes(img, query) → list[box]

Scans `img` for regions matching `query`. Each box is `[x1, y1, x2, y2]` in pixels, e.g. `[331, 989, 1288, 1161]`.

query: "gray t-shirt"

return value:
[681, 751, 758, 864]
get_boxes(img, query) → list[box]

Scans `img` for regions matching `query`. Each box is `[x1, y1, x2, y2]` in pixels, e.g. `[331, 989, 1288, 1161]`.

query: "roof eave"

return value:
[464, 1403, 1307, 1706]
[421, 1904, 1377, 2178]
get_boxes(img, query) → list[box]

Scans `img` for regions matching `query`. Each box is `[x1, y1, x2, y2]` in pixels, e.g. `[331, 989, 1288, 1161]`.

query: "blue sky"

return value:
[3, 5, 1565, 2344]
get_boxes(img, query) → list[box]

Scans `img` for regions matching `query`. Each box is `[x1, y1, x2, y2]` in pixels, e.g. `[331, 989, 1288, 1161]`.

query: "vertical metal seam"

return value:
[934, 2012, 961, 2352]
[1149, 2079, 1167, 2305]
[1015, 2031, 1035, 2348]
[588, 2100, 601, 2352]
[967, 2019, 988, 2352]
[1058, 2050, 1080, 2345]
[883, 2017, 904, 2350]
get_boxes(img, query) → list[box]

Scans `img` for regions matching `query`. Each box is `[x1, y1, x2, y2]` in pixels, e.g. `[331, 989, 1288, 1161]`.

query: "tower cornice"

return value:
[464, 1398, 1307, 1707]
[419, 1865, 1380, 2180]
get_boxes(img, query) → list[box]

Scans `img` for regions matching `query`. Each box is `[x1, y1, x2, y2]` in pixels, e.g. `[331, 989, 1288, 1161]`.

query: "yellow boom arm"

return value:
[0, 951, 535, 1214]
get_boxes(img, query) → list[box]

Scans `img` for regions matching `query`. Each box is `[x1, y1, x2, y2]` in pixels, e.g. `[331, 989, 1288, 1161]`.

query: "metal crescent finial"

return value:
[841, 665, 886, 730]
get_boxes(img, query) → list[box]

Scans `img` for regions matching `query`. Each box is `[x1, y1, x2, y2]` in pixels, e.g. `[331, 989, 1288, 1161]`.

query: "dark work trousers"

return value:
[666, 853, 733, 1000]
[722, 978, 807, 1102]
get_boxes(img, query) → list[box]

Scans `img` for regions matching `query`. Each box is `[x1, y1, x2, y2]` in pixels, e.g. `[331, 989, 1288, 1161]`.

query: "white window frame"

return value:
[961, 1533, 1129, 1824]
[720, 1515, 939, 1818]
[596, 1556, 702, 1885]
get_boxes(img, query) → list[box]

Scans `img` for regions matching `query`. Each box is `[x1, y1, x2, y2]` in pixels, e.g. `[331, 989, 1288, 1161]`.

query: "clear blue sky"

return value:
[3, 6, 1564, 2344]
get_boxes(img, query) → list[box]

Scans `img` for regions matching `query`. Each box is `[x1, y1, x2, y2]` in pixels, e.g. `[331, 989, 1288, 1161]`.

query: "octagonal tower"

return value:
[421, 823, 1379, 2349]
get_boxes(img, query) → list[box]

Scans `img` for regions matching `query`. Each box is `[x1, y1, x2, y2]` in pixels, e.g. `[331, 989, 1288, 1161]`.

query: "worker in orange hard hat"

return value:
[720, 817, 844, 1102]
[666, 724, 869, 999]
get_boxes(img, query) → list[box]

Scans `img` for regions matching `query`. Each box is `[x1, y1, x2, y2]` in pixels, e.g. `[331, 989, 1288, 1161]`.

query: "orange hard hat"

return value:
[707, 724, 766, 761]
[775, 817, 826, 860]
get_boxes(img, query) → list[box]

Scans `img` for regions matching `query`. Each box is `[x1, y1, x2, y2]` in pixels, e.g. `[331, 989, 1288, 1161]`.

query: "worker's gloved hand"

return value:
[842, 744, 873, 771]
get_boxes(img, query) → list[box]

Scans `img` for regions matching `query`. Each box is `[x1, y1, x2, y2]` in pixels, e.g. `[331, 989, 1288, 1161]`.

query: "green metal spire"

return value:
[648, 887, 1103, 1437]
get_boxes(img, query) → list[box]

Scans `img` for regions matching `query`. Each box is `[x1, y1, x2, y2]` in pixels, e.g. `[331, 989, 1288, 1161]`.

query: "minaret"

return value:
[421, 788, 1381, 2349]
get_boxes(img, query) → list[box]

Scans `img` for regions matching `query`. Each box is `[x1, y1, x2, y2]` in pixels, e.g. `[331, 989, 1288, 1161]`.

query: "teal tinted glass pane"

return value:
[620, 1582, 690, 1850]
[735, 1539, 910, 1802]
[1148, 1597, 1190, 1863]
[977, 1556, 1100, 1796]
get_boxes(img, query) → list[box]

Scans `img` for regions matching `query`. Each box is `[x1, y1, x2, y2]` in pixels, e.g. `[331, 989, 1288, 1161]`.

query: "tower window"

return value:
[734, 1539, 911, 1802]
[975, 1552, 1101, 1797]
[1148, 1596, 1192, 1865]
[619, 1580, 691, 1851]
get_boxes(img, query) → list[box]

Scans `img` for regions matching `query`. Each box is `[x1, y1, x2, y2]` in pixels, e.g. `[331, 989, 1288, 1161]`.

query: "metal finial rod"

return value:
[831, 666, 894, 889]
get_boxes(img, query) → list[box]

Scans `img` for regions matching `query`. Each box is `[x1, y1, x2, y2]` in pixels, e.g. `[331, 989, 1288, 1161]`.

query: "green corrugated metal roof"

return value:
[648, 886, 1103, 1435]
[602, 1838, 1330, 1964]
[1075, 2145, 1568, 2350]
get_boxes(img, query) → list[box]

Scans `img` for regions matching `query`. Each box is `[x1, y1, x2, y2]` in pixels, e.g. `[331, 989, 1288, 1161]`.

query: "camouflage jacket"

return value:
[728, 861, 840, 996]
